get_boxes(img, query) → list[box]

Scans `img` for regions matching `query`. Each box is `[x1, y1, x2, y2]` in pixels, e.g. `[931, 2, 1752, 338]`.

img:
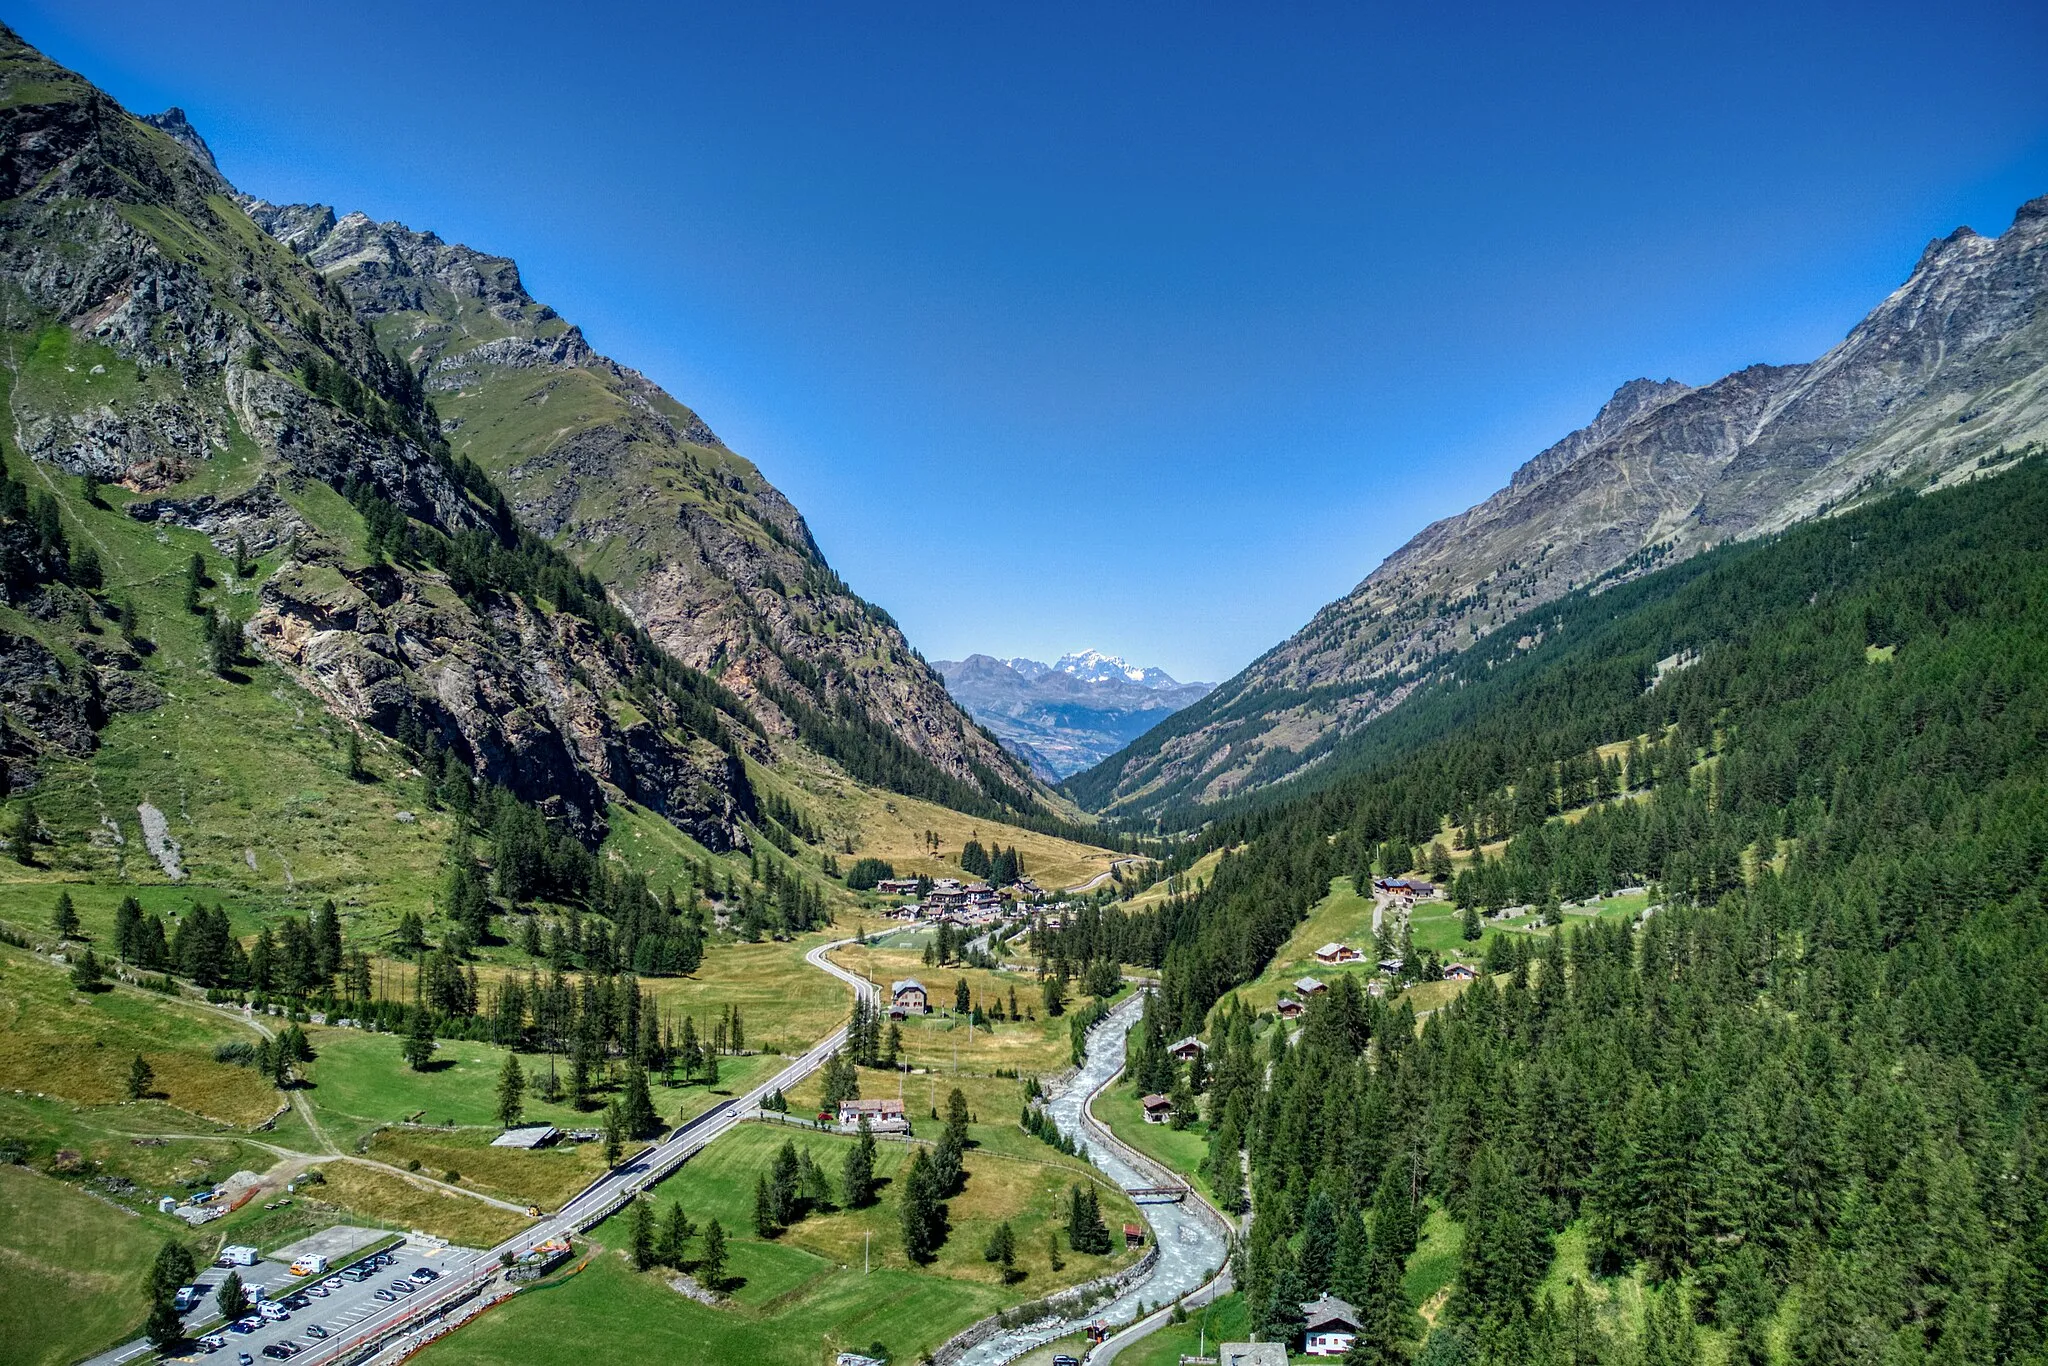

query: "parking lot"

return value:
[171, 1238, 484, 1365]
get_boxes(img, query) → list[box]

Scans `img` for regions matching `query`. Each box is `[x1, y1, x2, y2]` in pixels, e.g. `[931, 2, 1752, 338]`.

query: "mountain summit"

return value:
[1070, 192, 2048, 818]
[935, 653, 1211, 780]
[1006, 650, 1192, 690]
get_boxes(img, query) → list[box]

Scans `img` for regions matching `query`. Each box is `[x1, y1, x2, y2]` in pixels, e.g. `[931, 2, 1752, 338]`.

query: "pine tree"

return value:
[51, 890, 79, 938]
[70, 946, 104, 992]
[145, 1298, 184, 1348]
[621, 1062, 658, 1138]
[631, 1197, 656, 1270]
[127, 1054, 154, 1101]
[215, 1270, 248, 1322]
[1067, 1182, 1111, 1254]
[9, 800, 35, 865]
[902, 1147, 941, 1262]
[769, 1140, 802, 1226]
[495, 1053, 525, 1128]
[698, 1218, 727, 1292]
[1787, 1252, 1862, 1366]
[1348, 1237, 1413, 1366]
[843, 1115, 878, 1208]
[1298, 1189, 1341, 1296]
[984, 1220, 1018, 1282]
[402, 1011, 436, 1070]
[659, 1202, 694, 1268]
[1450, 1147, 1544, 1327]
[602, 1100, 624, 1168]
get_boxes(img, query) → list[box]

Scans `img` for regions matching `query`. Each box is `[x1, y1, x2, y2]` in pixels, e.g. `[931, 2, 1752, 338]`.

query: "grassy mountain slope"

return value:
[1073, 197, 2048, 820]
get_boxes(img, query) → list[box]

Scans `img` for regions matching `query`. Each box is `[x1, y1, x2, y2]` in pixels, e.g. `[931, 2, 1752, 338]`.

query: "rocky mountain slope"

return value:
[0, 24, 1052, 868]
[0, 27, 771, 846]
[237, 196, 1043, 820]
[934, 652, 1210, 779]
[1071, 193, 2048, 819]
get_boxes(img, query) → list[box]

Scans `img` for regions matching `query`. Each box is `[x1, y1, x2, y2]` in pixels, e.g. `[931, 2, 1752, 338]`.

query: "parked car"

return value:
[277, 1342, 303, 1356]
[304, 1326, 328, 1340]
[307, 1285, 329, 1298]
[409, 1268, 437, 1283]
[261, 1346, 290, 1360]
[237, 1353, 252, 1366]
[388, 1280, 415, 1295]
[258, 1304, 289, 1322]
[282, 1294, 310, 1311]
[227, 1319, 259, 1336]
[372, 1289, 395, 1303]
[199, 1335, 227, 1351]
[319, 1278, 342, 1292]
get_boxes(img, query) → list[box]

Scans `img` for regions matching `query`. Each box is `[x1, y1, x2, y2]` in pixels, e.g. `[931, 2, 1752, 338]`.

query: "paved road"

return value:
[139, 937, 880, 1366]
[1062, 857, 1142, 895]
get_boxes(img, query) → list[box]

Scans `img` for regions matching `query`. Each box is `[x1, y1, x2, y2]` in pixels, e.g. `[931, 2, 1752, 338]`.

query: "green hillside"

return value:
[1047, 456, 2048, 1364]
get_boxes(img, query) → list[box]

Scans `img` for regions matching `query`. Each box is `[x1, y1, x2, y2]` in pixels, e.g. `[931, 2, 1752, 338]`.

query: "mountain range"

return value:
[1067, 192, 2048, 820]
[934, 652, 1211, 780]
[0, 27, 1055, 864]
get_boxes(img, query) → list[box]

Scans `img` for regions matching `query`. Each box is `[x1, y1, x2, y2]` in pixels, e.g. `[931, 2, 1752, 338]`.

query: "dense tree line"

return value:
[1132, 460, 2048, 1363]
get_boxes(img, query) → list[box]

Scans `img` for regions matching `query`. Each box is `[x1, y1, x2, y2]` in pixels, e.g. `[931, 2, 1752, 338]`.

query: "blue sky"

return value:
[15, 2, 2048, 682]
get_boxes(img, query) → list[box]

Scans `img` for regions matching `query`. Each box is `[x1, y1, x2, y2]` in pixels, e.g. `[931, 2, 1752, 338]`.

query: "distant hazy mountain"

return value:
[934, 653, 1213, 779]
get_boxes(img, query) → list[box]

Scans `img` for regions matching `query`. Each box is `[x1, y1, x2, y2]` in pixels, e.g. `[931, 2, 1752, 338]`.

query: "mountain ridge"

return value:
[1069, 192, 2048, 818]
[230, 196, 1052, 821]
[934, 651, 1212, 780]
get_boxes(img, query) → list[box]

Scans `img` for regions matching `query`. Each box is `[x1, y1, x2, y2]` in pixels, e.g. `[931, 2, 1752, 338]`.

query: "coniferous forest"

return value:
[1111, 458, 2048, 1365]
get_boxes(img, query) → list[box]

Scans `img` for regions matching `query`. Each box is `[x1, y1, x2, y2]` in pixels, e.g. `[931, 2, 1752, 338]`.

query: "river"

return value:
[954, 994, 1231, 1365]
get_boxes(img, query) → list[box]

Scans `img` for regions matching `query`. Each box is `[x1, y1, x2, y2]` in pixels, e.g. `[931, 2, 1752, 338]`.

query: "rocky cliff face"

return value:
[934, 653, 1211, 779]
[238, 200, 1044, 814]
[1074, 194, 2048, 818]
[0, 26, 759, 848]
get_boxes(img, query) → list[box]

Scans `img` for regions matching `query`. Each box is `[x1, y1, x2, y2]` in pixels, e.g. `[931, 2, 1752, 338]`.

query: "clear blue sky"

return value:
[15, 2, 2047, 683]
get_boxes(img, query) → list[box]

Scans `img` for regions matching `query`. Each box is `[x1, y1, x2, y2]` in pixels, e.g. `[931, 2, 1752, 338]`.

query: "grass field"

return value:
[777, 756, 1121, 892]
[824, 943, 1080, 1076]
[0, 1164, 161, 1366]
[414, 1113, 1142, 1366]
[0, 943, 279, 1125]
[312, 1161, 528, 1247]
[1091, 1082, 1216, 1200]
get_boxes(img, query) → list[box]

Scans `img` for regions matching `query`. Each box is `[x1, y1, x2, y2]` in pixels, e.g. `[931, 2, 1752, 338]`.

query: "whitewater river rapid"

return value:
[954, 993, 1232, 1365]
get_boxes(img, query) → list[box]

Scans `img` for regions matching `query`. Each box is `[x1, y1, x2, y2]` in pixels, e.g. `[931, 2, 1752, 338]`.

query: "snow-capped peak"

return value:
[1052, 650, 1181, 688]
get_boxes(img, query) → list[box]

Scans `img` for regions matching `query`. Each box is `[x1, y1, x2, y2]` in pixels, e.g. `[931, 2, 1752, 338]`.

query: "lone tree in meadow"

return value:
[51, 890, 79, 938]
[698, 1218, 728, 1293]
[70, 946, 105, 992]
[401, 1011, 437, 1070]
[495, 1053, 525, 1128]
[127, 1054, 155, 1101]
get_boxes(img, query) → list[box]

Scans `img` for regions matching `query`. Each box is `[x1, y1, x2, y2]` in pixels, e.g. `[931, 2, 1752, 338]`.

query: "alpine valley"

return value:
[3, 20, 2048, 1366]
